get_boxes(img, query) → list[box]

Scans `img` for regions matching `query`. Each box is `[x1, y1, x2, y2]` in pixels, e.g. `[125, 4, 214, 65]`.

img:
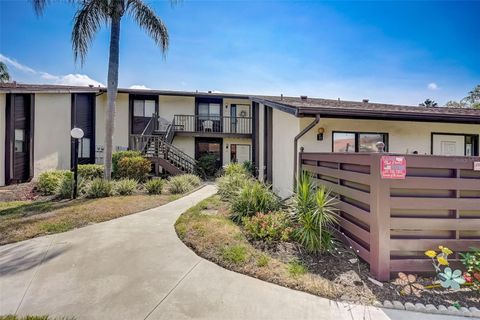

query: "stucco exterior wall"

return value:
[0, 93, 6, 186]
[34, 93, 71, 175]
[298, 118, 480, 154]
[172, 136, 195, 159]
[271, 108, 300, 199]
[95, 93, 130, 160]
[222, 137, 252, 166]
[158, 95, 195, 122]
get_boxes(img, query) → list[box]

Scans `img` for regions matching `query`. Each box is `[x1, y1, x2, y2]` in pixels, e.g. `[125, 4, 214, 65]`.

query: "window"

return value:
[78, 138, 91, 158]
[133, 100, 156, 117]
[230, 144, 251, 163]
[14, 129, 25, 153]
[198, 102, 220, 119]
[432, 133, 478, 156]
[333, 132, 388, 153]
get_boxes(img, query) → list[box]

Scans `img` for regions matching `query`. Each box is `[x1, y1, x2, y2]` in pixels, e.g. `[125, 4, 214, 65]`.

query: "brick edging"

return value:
[374, 300, 480, 318]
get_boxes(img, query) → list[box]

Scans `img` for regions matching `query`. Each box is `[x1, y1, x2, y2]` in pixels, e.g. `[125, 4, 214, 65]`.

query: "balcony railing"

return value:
[173, 115, 252, 135]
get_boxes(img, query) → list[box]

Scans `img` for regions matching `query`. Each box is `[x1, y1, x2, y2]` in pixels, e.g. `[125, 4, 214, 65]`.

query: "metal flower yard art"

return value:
[438, 267, 466, 290]
[392, 273, 424, 297]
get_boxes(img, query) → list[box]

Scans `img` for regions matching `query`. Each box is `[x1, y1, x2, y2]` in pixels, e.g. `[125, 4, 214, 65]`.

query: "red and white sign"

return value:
[381, 156, 406, 179]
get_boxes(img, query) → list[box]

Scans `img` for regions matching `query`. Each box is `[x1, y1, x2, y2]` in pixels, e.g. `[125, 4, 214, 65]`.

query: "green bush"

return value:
[56, 171, 74, 199]
[242, 212, 293, 243]
[292, 171, 338, 253]
[287, 259, 307, 278]
[223, 162, 249, 176]
[85, 178, 113, 198]
[195, 154, 218, 178]
[116, 156, 151, 182]
[37, 170, 69, 195]
[114, 179, 138, 196]
[242, 160, 255, 176]
[168, 174, 201, 194]
[216, 172, 251, 201]
[231, 180, 280, 222]
[144, 179, 164, 195]
[78, 164, 104, 180]
[112, 150, 142, 178]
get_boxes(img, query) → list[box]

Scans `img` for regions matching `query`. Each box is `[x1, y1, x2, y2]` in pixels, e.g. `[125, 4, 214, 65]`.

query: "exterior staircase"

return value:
[130, 114, 197, 176]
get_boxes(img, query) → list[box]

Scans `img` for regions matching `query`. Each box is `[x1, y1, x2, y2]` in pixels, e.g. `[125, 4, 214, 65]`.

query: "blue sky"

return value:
[0, 0, 479, 105]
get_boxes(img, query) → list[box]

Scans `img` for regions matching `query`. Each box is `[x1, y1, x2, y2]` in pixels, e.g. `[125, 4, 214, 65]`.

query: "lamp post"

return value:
[71, 127, 84, 199]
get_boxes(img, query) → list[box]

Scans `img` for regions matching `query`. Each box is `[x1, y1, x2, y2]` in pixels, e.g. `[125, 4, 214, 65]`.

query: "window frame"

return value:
[332, 131, 389, 153]
[431, 132, 479, 156]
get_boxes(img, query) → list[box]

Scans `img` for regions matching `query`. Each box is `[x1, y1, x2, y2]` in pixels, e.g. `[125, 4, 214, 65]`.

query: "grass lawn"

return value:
[175, 195, 339, 300]
[0, 193, 181, 245]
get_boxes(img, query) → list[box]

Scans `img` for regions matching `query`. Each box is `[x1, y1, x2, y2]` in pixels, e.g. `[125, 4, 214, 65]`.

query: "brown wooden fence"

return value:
[299, 152, 480, 281]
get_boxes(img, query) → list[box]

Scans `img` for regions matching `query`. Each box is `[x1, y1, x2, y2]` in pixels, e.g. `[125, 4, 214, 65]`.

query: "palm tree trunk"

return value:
[104, 16, 121, 180]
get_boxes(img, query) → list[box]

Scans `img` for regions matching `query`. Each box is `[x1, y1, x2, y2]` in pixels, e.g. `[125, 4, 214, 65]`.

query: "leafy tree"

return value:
[32, 0, 172, 179]
[0, 62, 10, 83]
[419, 99, 438, 108]
[445, 85, 480, 109]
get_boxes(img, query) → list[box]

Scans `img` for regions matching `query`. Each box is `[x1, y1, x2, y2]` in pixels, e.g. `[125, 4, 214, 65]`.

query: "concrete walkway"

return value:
[0, 185, 465, 320]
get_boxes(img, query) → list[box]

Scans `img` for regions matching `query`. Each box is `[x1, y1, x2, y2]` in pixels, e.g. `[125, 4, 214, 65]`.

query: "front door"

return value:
[195, 138, 223, 170]
[5, 94, 34, 184]
[72, 93, 95, 164]
[196, 98, 222, 132]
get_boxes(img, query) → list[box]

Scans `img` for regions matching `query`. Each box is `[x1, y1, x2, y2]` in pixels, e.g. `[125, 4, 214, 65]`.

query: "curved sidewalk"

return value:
[0, 185, 463, 320]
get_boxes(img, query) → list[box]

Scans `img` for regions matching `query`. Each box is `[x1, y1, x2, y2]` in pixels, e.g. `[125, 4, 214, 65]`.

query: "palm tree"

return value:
[0, 62, 10, 83]
[419, 99, 438, 108]
[32, 0, 171, 179]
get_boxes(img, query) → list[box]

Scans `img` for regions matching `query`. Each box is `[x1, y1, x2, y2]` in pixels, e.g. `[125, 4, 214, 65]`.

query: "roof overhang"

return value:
[253, 97, 480, 124]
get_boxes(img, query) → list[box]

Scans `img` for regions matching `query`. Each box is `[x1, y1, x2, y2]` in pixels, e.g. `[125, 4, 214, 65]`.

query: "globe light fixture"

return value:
[70, 127, 84, 199]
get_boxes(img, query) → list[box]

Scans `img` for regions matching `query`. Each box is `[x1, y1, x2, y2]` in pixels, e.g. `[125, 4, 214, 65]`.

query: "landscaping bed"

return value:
[175, 163, 480, 310]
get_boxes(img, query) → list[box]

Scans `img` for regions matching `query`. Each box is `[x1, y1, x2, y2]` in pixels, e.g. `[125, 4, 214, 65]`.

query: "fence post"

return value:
[369, 153, 391, 281]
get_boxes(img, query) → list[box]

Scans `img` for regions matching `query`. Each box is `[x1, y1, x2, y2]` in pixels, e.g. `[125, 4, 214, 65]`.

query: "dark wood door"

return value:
[72, 93, 95, 165]
[12, 95, 30, 181]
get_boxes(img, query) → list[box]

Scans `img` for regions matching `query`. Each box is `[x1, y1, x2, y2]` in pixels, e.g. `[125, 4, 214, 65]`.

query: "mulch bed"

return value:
[0, 182, 41, 202]
[251, 240, 480, 308]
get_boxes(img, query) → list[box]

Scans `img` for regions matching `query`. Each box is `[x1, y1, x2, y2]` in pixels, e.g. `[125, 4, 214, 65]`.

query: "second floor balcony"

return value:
[172, 114, 252, 138]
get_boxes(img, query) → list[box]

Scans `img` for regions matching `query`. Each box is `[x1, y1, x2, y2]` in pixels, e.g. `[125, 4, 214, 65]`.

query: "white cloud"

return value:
[428, 82, 438, 90]
[0, 53, 104, 87]
[129, 85, 151, 90]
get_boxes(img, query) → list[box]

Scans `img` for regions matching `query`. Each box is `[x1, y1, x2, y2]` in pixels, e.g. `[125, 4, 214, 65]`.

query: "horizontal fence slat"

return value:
[337, 200, 371, 225]
[301, 153, 372, 166]
[337, 216, 370, 244]
[390, 197, 480, 210]
[303, 164, 370, 185]
[404, 155, 480, 169]
[390, 176, 480, 190]
[390, 259, 464, 272]
[313, 179, 371, 205]
[391, 218, 480, 231]
[390, 239, 480, 251]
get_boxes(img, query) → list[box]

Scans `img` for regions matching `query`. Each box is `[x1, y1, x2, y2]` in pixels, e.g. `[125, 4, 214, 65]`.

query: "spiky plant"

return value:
[0, 62, 10, 83]
[32, 0, 173, 179]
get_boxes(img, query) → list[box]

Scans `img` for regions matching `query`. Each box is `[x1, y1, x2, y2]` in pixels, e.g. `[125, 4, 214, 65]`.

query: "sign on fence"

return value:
[380, 156, 406, 179]
[474, 162, 480, 171]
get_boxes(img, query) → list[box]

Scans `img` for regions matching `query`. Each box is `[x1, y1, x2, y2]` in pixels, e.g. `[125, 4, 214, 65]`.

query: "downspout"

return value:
[293, 114, 320, 190]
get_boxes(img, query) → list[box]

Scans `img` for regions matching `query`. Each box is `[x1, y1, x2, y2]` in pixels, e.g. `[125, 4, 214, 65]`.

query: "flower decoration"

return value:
[438, 267, 466, 290]
[439, 246, 453, 256]
[425, 250, 437, 258]
[392, 272, 424, 297]
[437, 255, 449, 266]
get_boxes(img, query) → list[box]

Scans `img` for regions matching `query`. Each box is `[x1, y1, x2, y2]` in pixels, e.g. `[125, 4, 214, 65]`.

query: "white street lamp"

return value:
[70, 128, 84, 199]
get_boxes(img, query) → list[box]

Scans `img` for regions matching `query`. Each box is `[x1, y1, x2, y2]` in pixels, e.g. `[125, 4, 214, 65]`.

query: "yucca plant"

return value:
[293, 171, 338, 253]
[231, 181, 280, 222]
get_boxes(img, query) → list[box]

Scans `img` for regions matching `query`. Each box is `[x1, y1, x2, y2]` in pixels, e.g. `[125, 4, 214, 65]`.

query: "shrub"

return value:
[114, 179, 138, 196]
[56, 171, 73, 199]
[116, 156, 151, 182]
[85, 178, 113, 198]
[78, 164, 104, 180]
[223, 162, 248, 176]
[112, 150, 142, 178]
[256, 254, 270, 267]
[292, 171, 338, 253]
[242, 160, 255, 176]
[144, 178, 164, 195]
[37, 170, 69, 195]
[216, 173, 251, 201]
[231, 180, 280, 222]
[168, 174, 202, 194]
[460, 247, 480, 290]
[195, 154, 218, 178]
[242, 212, 293, 243]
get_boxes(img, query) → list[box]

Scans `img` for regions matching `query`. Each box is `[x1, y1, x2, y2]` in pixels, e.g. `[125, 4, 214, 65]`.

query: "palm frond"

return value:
[0, 62, 11, 83]
[31, 0, 48, 16]
[127, 0, 169, 54]
[72, 0, 109, 64]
